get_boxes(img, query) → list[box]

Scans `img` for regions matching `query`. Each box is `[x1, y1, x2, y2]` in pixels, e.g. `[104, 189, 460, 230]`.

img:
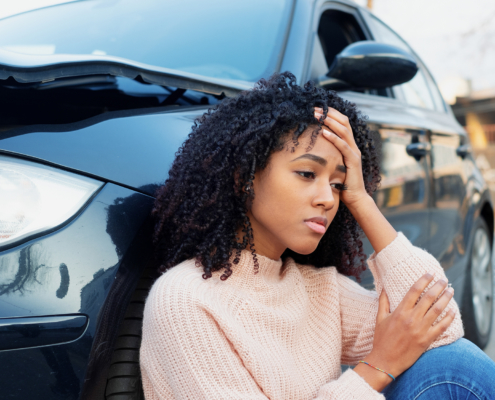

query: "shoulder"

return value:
[144, 258, 245, 320]
[145, 258, 216, 309]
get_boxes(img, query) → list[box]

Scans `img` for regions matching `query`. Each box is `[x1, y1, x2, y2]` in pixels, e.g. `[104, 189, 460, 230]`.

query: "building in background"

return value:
[452, 88, 495, 147]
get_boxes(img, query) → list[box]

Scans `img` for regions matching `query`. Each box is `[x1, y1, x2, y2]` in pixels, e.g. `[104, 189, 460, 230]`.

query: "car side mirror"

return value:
[319, 41, 418, 91]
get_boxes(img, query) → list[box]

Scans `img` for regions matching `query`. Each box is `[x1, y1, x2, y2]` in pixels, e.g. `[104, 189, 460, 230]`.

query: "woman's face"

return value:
[246, 126, 346, 260]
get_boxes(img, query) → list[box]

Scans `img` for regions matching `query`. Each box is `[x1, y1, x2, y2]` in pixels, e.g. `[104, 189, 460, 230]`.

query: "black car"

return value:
[0, 1, 493, 399]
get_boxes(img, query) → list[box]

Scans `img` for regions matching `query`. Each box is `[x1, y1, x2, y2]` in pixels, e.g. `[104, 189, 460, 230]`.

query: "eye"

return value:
[296, 171, 316, 179]
[331, 183, 348, 192]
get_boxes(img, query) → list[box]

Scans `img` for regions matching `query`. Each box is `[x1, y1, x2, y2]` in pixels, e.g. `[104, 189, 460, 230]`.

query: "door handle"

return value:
[456, 144, 472, 159]
[406, 142, 431, 159]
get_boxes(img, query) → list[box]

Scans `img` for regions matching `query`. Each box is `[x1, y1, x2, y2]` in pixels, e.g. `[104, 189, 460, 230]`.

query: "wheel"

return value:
[462, 218, 494, 349]
[105, 266, 159, 400]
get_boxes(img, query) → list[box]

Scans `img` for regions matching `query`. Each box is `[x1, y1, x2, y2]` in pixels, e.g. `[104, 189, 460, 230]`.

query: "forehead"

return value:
[277, 127, 344, 164]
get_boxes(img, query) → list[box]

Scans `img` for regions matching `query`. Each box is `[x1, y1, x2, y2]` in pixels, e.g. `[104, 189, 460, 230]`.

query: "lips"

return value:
[304, 217, 328, 235]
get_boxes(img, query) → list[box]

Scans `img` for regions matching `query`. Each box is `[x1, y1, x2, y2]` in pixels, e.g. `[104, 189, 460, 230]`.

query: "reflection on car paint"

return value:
[0, 183, 154, 399]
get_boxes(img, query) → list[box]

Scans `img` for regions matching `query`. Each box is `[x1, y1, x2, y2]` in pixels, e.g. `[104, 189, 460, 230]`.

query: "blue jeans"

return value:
[382, 338, 495, 399]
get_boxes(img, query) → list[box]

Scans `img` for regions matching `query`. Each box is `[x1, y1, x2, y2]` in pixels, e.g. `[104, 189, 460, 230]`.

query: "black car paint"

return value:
[0, 183, 154, 398]
[0, 1, 492, 399]
[0, 48, 250, 97]
[0, 107, 202, 197]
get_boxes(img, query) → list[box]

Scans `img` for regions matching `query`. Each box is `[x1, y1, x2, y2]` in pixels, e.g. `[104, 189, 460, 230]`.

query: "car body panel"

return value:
[0, 182, 154, 399]
[0, 108, 207, 195]
[0, 48, 251, 97]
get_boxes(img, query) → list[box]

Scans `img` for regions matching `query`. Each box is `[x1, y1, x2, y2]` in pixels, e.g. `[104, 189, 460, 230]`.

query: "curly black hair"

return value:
[152, 72, 380, 281]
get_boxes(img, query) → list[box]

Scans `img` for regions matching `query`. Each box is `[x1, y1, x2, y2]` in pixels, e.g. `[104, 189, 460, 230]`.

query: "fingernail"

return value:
[439, 279, 447, 285]
[425, 272, 433, 278]
[323, 129, 332, 136]
[446, 288, 454, 295]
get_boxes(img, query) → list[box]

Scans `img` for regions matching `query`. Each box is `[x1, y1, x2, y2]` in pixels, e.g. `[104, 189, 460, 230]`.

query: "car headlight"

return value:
[0, 155, 103, 249]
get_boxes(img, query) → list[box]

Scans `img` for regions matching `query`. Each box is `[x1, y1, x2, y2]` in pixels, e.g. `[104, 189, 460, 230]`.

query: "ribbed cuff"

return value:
[318, 369, 385, 399]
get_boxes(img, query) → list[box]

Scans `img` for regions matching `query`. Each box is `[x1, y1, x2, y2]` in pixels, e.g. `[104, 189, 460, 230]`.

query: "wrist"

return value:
[345, 192, 376, 217]
[363, 352, 398, 380]
[353, 360, 393, 392]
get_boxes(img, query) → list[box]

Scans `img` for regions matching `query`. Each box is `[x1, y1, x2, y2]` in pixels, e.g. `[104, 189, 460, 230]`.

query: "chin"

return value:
[286, 237, 321, 255]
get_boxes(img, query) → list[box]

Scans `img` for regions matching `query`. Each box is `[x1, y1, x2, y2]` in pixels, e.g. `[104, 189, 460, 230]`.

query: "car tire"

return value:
[105, 265, 159, 400]
[462, 217, 494, 349]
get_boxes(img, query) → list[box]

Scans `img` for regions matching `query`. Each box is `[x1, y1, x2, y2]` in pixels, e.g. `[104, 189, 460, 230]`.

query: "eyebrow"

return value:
[290, 154, 346, 173]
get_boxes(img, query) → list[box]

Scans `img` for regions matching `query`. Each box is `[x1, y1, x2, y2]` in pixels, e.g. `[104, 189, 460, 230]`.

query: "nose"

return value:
[311, 182, 335, 210]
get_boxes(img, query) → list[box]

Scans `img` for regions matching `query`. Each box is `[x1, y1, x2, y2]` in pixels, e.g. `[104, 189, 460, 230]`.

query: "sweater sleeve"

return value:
[140, 271, 385, 400]
[338, 232, 464, 366]
[367, 232, 464, 350]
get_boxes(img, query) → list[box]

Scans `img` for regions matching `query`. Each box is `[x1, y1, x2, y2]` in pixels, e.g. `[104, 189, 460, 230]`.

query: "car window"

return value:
[366, 15, 437, 110]
[317, 10, 365, 68]
[0, 0, 293, 82]
[312, 9, 388, 97]
[425, 71, 447, 112]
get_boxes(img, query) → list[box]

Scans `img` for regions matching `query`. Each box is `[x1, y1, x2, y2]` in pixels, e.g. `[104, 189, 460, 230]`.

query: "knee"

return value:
[414, 338, 494, 377]
[382, 339, 495, 399]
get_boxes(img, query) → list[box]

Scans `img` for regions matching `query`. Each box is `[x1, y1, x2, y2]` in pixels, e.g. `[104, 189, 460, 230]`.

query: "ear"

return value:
[234, 169, 251, 195]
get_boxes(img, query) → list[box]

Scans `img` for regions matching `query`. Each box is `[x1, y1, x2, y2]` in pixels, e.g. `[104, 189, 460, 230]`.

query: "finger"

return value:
[321, 129, 359, 164]
[318, 116, 352, 141]
[397, 273, 435, 311]
[423, 287, 454, 326]
[315, 113, 359, 153]
[315, 107, 350, 128]
[414, 278, 449, 317]
[314, 110, 348, 134]
[426, 309, 456, 342]
[376, 289, 390, 324]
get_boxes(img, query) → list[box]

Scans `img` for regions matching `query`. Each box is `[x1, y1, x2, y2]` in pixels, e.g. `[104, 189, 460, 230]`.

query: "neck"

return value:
[237, 212, 286, 260]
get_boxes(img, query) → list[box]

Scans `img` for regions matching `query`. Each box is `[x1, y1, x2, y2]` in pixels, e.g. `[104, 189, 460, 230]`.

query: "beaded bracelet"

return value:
[358, 360, 396, 381]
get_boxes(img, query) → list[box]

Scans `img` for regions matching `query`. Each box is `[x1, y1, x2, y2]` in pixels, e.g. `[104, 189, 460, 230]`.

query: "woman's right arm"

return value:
[140, 276, 267, 399]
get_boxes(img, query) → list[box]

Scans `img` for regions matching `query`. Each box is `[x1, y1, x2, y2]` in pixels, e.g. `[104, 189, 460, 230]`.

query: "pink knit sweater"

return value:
[140, 233, 464, 399]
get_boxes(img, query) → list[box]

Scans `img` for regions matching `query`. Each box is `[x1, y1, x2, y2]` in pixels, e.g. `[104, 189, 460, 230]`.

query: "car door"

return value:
[429, 132, 471, 283]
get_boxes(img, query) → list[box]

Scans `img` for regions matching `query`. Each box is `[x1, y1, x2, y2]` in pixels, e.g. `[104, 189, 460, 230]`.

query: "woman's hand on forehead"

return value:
[314, 107, 398, 255]
[313, 107, 368, 209]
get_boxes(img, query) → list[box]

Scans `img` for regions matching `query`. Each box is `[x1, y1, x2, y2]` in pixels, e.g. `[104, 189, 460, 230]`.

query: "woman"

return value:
[140, 72, 495, 399]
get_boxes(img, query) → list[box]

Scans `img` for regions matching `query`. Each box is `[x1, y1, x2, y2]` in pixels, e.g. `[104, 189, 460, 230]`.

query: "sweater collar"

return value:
[232, 249, 285, 284]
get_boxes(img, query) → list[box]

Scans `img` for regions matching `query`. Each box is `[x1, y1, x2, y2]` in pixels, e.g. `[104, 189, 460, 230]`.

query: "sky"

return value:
[1, 0, 494, 103]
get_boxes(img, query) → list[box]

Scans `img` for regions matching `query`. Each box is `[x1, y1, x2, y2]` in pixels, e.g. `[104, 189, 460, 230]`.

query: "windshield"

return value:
[0, 0, 293, 82]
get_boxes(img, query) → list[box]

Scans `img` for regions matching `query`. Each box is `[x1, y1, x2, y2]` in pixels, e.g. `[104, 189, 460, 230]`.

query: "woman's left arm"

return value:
[316, 108, 464, 353]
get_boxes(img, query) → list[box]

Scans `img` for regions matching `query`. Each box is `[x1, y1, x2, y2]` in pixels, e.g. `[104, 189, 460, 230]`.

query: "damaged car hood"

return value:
[0, 48, 253, 97]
